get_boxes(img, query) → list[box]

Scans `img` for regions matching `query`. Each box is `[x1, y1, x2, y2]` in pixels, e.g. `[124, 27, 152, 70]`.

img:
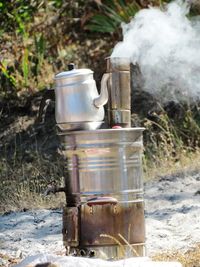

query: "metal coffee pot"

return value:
[37, 64, 109, 130]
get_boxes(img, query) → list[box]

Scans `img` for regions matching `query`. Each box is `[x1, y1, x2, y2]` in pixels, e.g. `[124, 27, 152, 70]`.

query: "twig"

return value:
[118, 233, 139, 257]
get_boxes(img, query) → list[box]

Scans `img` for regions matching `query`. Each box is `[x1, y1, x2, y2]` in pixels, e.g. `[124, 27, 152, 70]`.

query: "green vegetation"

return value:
[86, 0, 141, 33]
[86, 0, 177, 34]
[0, 0, 194, 95]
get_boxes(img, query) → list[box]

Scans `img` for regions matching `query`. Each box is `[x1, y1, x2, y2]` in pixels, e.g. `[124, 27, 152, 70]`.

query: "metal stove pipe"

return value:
[105, 57, 131, 128]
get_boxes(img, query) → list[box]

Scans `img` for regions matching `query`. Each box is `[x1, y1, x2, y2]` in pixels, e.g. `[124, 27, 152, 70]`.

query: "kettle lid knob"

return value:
[68, 63, 75, 71]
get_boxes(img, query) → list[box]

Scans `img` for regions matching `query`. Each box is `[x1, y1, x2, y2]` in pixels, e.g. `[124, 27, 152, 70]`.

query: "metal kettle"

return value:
[37, 64, 109, 130]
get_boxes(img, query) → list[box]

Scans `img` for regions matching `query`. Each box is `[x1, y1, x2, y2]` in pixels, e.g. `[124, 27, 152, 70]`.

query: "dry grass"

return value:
[144, 148, 200, 181]
[0, 188, 65, 214]
[0, 159, 65, 213]
[153, 244, 200, 267]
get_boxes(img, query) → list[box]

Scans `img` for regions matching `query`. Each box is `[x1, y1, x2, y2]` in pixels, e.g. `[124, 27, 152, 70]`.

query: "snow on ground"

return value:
[0, 170, 200, 264]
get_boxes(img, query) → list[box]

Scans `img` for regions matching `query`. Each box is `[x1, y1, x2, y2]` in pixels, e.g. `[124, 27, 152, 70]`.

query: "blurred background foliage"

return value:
[1, 0, 197, 98]
[0, 0, 179, 98]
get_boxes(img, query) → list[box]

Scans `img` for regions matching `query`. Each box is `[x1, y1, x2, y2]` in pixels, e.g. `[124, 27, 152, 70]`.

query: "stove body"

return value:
[60, 128, 145, 258]
[39, 57, 145, 259]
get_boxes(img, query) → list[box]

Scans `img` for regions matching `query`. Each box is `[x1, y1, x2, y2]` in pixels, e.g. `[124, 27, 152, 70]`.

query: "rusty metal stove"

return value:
[59, 127, 145, 259]
[38, 57, 145, 259]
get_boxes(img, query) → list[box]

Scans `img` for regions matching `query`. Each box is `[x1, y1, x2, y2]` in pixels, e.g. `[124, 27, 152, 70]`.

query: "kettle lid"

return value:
[55, 68, 93, 80]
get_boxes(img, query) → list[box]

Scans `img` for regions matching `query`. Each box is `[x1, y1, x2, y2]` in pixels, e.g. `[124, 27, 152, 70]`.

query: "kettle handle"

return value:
[36, 89, 55, 124]
[86, 196, 118, 206]
[93, 73, 109, 108]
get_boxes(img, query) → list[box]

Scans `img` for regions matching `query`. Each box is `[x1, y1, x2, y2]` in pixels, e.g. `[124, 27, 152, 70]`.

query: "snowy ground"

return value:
[0, 170, 200, 264]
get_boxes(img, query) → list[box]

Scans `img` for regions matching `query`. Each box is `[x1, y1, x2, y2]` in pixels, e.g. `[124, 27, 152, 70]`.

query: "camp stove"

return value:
[38, 57, 145, 259]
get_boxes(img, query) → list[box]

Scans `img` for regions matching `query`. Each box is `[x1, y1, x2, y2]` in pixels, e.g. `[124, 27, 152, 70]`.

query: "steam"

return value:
[111, 0, 200, 102]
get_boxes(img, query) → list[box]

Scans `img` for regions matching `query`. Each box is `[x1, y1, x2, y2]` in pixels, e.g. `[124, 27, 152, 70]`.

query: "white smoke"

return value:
[111, 0, 200, 102]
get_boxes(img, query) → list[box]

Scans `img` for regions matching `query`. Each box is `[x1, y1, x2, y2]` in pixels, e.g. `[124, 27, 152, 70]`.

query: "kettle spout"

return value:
[93, 73, 109, 108]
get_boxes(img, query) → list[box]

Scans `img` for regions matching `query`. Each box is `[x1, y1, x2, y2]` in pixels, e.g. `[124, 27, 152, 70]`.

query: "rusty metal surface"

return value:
[62, 206, 79, 248]
[80, 202, 145, 246]
[62, 202, 145, 257]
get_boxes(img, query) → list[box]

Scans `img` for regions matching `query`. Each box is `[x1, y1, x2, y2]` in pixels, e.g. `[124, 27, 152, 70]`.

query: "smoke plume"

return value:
[111, 0, 200, 102]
